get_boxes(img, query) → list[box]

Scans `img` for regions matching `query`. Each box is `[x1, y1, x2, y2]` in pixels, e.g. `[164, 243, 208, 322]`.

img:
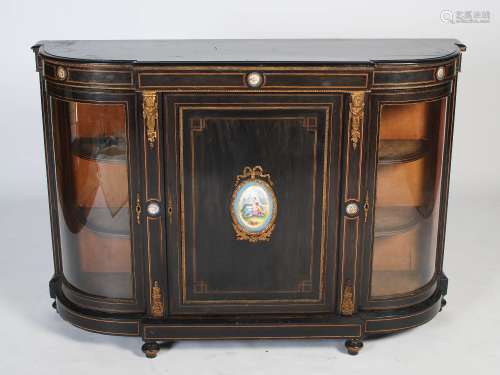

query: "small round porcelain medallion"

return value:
[436, 66, 446, 81]
[246, 72, 263, 88]
[147, 202, 161, 216]
[345, 202, 359, 216]
[56, 66, 67, 81]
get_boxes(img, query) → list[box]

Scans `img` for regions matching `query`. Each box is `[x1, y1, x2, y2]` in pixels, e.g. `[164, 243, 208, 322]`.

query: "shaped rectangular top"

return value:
[35, 39, 464, 64]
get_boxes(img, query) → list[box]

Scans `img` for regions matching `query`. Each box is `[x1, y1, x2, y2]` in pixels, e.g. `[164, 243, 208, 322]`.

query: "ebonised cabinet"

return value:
[32, 39, 465, 357]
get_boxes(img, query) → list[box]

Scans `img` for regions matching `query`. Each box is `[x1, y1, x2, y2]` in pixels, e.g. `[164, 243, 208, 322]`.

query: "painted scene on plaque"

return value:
[233, 180, 275, 233]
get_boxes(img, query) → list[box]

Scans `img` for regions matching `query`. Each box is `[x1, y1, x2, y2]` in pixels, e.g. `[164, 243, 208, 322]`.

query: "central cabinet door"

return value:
[164, 94, 343, 314]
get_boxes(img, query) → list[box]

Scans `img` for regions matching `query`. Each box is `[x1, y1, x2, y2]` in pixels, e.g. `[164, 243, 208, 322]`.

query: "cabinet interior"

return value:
[52, 100, 133, 299]
[371, 99, 447, 298]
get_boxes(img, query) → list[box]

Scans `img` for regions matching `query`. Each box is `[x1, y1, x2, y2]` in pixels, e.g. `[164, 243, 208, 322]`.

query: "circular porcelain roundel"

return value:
[231, 166, 277, 242]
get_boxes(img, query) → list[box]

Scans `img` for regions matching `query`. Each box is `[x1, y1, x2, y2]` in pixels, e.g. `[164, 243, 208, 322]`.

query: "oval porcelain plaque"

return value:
[231, 166, 277, 242]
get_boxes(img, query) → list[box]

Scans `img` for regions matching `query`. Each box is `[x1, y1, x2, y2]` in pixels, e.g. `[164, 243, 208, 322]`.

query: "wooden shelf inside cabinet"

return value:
[371, 270, 423, 297]
[374, 206, 423, 238]
[378, 139, 429, 165]
[75, 272, 133, 299]
[71, 137, 127, 163]
[75, 206, 130, 237]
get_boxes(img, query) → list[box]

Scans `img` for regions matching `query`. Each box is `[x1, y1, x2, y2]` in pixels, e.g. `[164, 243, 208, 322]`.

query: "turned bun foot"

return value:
[345, 339, 364, 355]
[440, 298, 447, 311]
[142, 342, 160, 358]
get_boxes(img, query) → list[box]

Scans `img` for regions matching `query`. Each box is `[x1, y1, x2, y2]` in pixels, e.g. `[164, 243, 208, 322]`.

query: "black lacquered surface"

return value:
[36, 39, 462, 64]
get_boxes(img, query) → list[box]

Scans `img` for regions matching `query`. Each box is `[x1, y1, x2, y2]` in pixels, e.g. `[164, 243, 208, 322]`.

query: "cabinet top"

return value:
[33, 39, 464, 64]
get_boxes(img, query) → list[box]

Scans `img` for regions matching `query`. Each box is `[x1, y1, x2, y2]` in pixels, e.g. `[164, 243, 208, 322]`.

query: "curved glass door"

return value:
[371, 98, 447, 298]
[51, 99, 133, 299]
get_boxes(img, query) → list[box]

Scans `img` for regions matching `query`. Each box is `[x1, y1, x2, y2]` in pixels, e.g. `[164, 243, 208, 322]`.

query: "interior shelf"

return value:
[74, 206, 130, 237]
[71, 136, 127, 163]
[371, 270, 422, 297]
[374, 206, 423, 238]
[378, 139, 429, 165]
[74, 272, 133, 300]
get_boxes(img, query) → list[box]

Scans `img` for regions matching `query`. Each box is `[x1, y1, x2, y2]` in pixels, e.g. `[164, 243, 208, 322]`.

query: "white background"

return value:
[1, 0, 499, 374]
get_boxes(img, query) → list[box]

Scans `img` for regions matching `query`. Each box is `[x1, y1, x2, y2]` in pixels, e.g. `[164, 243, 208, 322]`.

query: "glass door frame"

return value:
[44, 81, 146, 313]
[359, 83, 456, 310]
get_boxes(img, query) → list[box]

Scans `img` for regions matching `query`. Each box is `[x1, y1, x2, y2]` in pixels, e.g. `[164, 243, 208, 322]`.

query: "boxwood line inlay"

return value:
[178, 104, 334, 305]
